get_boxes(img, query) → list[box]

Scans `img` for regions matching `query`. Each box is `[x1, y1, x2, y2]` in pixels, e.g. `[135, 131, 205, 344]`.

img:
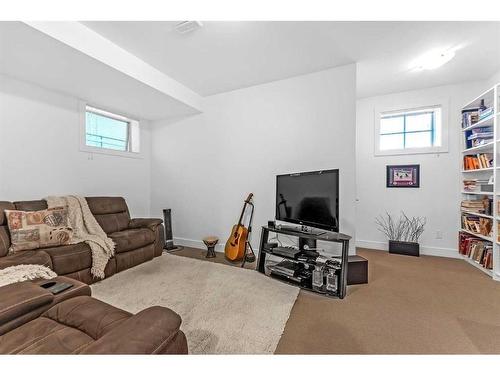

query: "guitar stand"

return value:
[241, 200, 256, 268]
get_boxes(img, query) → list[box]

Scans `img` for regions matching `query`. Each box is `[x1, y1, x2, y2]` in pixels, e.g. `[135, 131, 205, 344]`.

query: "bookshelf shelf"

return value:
[460, 210, 493, 219]
[462, 142, 494, 154]
[459, 229, 492, 242]
[460, 83, 498, 280]
[461, 167, 493, 173]
[461, 191, 493, 195]
[462, 114, 494, 132]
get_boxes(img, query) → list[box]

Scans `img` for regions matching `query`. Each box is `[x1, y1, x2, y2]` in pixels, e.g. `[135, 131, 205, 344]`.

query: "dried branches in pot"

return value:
[375, 212, 426, 243]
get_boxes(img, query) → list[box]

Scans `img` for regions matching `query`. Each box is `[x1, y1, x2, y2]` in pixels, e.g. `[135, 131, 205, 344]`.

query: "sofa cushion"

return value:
[43, 296, 132, 340]
[109, 228, 155, 254]
[93, 213, 130, 235]
[86, 197, 130, 234]
[42, 243, 92, 275]
[115, 244, 154, 272]
[0, 316, 94, 354]
[0, 226, 11, 258]
[0, 201, 15, 226]
[0, 250, 52, 270]
[0, 295, 188, 354]
[13, 200, 47, 211]
[0, 201, 15, 257]
[0, 282, 54, 327]
[0, 296, 131, 354]
[128, 218, 163, 230]
[86, 197, 128, 215]
[79, 306, 183, 354]
[4, 207, 73, 253]
[64, 258, 116, 285]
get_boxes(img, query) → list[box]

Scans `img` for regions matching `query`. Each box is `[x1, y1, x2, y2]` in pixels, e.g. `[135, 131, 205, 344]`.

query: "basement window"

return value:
[375, 106, 446, 156]
[81, 105, 140, 156]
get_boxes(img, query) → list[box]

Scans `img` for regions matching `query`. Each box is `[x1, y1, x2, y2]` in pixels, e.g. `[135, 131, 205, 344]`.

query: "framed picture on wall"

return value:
[386, 164, 420, 188]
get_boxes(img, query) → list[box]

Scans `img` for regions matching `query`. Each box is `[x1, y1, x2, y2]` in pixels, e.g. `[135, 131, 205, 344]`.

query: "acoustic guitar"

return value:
[224, 193, 254, 261]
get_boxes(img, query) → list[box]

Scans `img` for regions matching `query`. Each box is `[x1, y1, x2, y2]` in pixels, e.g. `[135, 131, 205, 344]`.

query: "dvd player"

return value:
[272, 246, 301, 259]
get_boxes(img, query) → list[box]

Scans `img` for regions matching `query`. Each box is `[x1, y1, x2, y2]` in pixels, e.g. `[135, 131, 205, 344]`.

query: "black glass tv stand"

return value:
[274, 224, 326, 249]
[257, 225, 351, 299]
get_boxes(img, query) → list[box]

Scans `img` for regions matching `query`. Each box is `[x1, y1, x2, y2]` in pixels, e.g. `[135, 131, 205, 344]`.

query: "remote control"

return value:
[47, 283, 73, 295]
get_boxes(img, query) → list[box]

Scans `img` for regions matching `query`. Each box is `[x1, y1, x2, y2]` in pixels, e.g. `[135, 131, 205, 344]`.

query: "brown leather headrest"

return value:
[86, 197, 128, 215]
[13, 200, 48, 212]
[0, 201, 15, 226]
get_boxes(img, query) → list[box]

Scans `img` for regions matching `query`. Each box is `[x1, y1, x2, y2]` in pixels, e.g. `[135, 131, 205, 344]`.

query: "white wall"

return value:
[0, 74, 152, 216]
[151, 64, 357, 253]
[356, 80, 488, 258]
[486, 68, 500, 87]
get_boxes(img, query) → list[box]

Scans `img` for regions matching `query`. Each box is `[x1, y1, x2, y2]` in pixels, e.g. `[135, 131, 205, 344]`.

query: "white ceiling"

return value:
[83, 21, 500, 98]
[0, 22, 200, 120]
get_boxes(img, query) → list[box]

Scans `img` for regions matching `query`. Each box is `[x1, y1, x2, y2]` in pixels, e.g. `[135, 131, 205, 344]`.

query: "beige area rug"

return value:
[91, 254, 299, 354]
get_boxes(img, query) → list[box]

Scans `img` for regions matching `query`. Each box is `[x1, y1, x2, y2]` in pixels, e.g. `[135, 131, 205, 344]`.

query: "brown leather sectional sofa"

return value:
[0, 197, 165, 284]
[0, 277, 187, 354]
[0, 197, 188, 354]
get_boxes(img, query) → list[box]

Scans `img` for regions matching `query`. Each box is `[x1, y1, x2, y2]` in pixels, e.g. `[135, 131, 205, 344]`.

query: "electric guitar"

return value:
[224, 193, 254, 261]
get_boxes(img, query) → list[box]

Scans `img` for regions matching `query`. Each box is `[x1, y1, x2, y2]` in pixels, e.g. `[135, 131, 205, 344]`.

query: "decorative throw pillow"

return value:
[5, 207, 73, 253]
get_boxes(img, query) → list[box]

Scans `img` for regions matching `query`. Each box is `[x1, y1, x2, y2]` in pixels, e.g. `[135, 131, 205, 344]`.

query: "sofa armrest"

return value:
[0, 250, 53, 271]
[129, 218, 163, 230]
[0, 282, 54, 327]
[80, 306, 185, 354]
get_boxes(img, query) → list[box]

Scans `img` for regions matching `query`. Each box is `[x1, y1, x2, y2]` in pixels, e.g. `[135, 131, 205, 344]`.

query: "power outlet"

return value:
[435, 230, 443, 239]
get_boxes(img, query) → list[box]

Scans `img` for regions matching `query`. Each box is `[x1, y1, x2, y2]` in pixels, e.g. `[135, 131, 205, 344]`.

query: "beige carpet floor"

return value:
[91, 253, 299, 354]
[172, 246, 500, 354]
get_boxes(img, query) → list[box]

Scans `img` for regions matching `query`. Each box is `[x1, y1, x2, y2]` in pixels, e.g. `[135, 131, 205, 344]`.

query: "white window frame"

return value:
[374, 98, 449, 156]
[79, 102, 142, 159]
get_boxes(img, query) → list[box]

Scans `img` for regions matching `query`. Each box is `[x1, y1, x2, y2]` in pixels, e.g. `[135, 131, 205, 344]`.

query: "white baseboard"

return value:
[174, 237, 226, 253]
[355, 239, 460, 259]
[175, 237, 460, 259]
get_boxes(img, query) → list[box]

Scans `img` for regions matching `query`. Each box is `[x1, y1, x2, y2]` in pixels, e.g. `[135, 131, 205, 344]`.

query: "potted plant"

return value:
[375, 212, 426, 257]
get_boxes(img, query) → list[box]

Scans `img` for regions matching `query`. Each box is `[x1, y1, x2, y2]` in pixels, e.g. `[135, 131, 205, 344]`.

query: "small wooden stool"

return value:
[203, 236, 218, 258]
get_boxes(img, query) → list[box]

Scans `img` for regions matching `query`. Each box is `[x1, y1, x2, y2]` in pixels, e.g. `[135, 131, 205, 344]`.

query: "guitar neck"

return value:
[236, 193, 253, 226]
[236, 204, 247, 226]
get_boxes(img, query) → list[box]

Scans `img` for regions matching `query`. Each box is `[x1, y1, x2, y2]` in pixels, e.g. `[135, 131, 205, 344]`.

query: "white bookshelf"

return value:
[460, 83, 499, 280]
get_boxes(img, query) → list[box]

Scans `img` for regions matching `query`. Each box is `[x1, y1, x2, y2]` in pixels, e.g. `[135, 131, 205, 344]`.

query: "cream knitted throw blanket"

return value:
[0, 265, 57, 288]
[46, 195, 115, 279]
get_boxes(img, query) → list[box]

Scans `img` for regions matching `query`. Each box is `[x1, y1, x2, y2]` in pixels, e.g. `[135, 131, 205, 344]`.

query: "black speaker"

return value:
[162, 209, 178, 251]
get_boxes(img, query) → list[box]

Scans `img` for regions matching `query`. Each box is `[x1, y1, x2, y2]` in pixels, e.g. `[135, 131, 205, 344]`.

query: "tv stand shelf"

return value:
[256, 226, 351, 298]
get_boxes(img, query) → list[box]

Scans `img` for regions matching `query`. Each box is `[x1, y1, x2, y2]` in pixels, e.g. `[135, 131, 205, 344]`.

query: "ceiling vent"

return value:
[174, 21, 203, 35]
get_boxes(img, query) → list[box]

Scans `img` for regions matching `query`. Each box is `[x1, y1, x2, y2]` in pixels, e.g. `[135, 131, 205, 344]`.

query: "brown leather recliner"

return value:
[0, 279, 187, 354]
[0, 197, 165, 284]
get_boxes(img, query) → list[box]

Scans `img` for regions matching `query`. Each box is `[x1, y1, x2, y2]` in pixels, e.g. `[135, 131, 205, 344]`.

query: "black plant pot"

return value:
[389, 240, 420, 257]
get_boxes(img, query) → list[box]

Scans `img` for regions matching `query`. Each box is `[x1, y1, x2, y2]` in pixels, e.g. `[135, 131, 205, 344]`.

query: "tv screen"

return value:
[276, 169, 339, 232]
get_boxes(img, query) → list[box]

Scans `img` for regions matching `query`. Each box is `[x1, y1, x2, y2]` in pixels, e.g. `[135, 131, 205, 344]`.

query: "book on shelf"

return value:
[463, 179, 491, 192]
[463, 154, 493, 170]
[461, 197, 492, 215]
[462, 108, 479, 128]
[466, 127, 494, 147]
[461, 213, 492, 237]
[458, 232, 493, 269]
[479, 107, 494, 120]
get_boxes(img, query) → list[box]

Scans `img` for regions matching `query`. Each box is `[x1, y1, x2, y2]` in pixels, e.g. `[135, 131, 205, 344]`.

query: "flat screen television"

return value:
[276, 169, 339, 232]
